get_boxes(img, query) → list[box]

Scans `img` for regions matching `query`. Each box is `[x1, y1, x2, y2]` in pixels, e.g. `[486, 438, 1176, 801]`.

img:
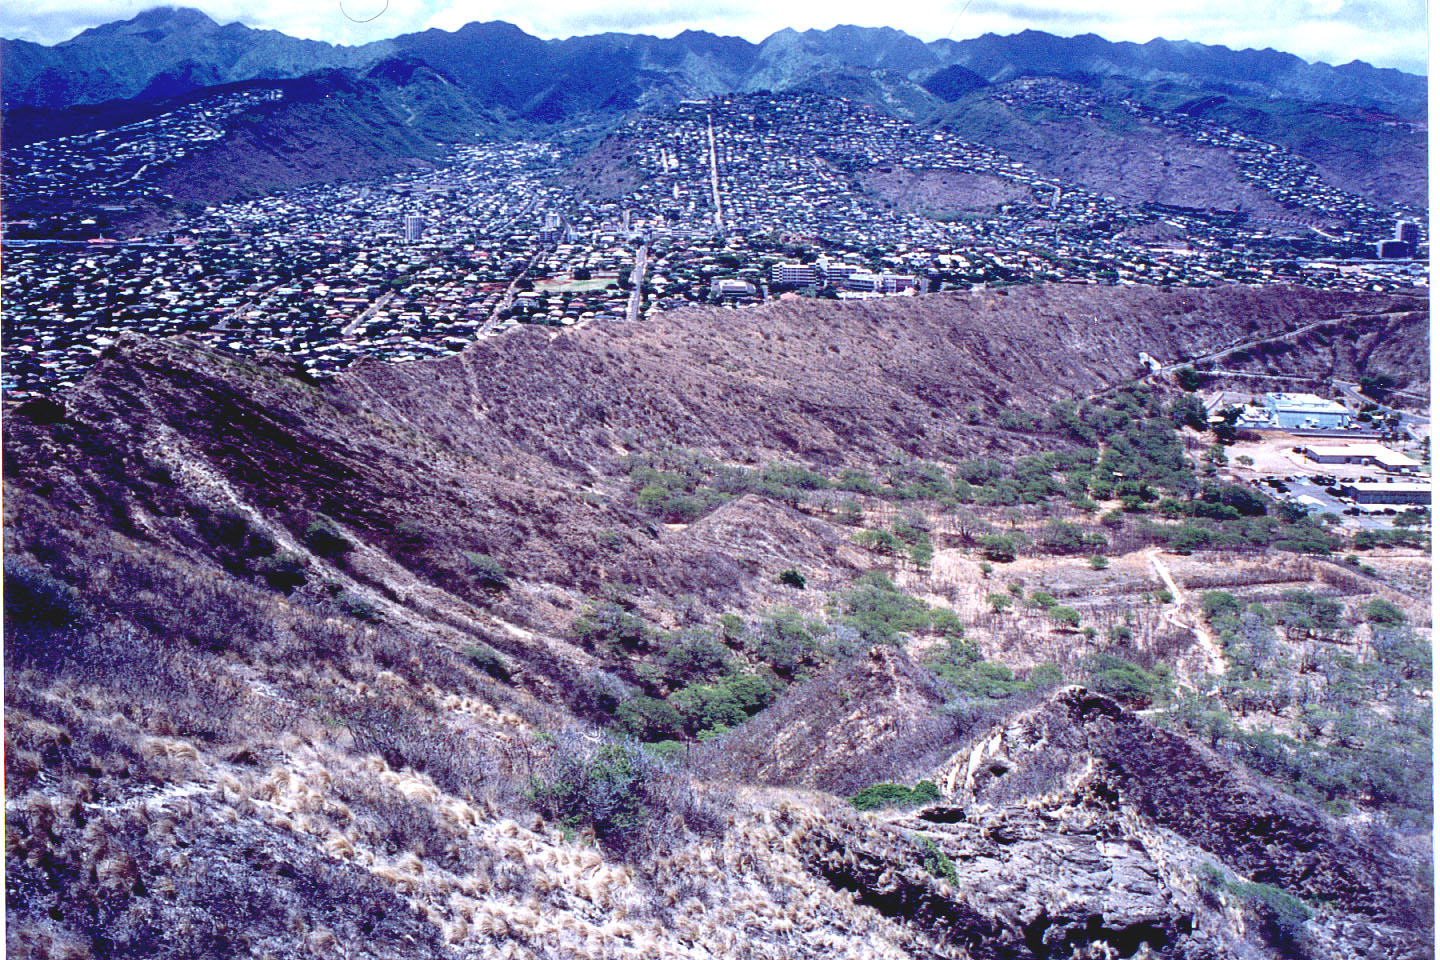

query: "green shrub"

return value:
[1048, 606, 1082, 629]
[750, 607, 822, 675]
[927, 637, 1033, 699]
[848, 780, 941, 811]
[914, 834, 959, 884]
[778, 568, 806, 589]
[1365, 598, 1407, 627]
[835, 469, 882, 495]
[254, 551, 307, 592]
[1029, 663, 1064, 689]
[616, 696, 685, 741]
[670, 674, 780, 737]
[338, 592, 380, 622]
[855, 528, 903, 555]
[4, 557, 80, 634]
[929, 608, 966, 638]
[762, 462, 830, 491]
[1038, 519, 1086, 554]
[1088, 554, 1108, 570]
[571, 603, 654, 654]
[463, 643, 512, 682]
[1228, 881, 1311, 955]
[663, 630, 734, 681]
[1027, 590, 1057, 609]
[977, 534, 1018, 563]
[1087, 653, 1167, 706]
[529, 736, 669, 846]
[463, 551, 508, 588]
[840, 572, 932, 644]
[304, 515, 354, 559]
[1202, 591, 1241, 621]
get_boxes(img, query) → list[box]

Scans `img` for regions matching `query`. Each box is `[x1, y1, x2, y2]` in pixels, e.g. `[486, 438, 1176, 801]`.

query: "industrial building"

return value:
[1302, 443, 1422, 474]
[1263, 393, 1352, 429]
[1338, 480, 1432, 506]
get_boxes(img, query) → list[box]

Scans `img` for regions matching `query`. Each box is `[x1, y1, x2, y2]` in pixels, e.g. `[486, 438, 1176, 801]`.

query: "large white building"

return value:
[1263, 393, 1351, 429]
[1302, 443, 1421, 474]
[771, 262, 818, 286]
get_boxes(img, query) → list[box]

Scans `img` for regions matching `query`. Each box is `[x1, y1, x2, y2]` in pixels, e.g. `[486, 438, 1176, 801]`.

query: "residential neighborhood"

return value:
[1, 89, 1427, 399]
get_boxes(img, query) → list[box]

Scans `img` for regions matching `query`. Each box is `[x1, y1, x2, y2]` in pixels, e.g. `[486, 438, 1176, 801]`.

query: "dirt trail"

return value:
[1146, 549, 1227, 682]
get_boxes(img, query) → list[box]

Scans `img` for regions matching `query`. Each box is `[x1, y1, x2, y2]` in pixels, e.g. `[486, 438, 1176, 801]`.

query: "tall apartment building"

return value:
[771, 262, 817, 286]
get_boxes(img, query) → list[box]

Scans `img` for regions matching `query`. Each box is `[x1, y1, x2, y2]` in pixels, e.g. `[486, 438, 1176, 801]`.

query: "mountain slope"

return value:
[0, 7, 379, 109]
[931, 30, 1426, 119]
[4, 285, 1430, 958]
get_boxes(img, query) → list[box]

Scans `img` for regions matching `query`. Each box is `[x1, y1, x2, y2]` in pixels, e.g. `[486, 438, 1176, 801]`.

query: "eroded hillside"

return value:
[5, 284, 1431, 958]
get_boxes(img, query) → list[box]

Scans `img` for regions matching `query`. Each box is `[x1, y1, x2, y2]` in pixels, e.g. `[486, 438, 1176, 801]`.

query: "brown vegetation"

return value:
[4, 284, 1430, 957]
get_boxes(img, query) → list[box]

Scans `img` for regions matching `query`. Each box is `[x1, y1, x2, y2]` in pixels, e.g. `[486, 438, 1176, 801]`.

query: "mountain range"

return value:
[3, 7, 1426, 121]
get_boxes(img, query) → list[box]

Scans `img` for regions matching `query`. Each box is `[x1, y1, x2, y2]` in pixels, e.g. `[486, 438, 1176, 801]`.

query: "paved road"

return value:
[1091, 309, 1421, 400]
[479, 251, 542, 336]
[626, 244, 648, 323]
[1269, 477, 1395, 531]
[1333, 379, 1429, 441]
[706, 114, 725, 234]
[342, 290, 396, 337]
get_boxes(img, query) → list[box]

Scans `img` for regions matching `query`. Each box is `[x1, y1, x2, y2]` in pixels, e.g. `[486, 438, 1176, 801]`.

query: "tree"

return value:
[1364, 598, 1407, 627]
[1175, 367, 1206, 392]
[778, 568, 806, 589]
[977, 534, 1018, 563]
[1038, 519, 1085, 555]
[1168, 394, 1208, 430]
[1049, 606, 1082, 629]
[986, 592, 1013, 614]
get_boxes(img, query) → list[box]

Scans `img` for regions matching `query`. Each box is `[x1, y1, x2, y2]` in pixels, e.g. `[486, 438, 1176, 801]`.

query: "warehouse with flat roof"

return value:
[1302, 443, 1422, 474]
[1338, 480, 1432, 506]
[1264, 393, 1351, 429]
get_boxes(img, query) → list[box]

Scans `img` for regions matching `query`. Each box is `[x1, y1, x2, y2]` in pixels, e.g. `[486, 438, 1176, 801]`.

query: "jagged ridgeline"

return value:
[5, 285, 1431, 958]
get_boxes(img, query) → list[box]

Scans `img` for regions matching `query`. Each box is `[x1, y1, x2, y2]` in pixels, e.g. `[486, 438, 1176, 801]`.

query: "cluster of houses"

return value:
[1, 85, 1429, 398]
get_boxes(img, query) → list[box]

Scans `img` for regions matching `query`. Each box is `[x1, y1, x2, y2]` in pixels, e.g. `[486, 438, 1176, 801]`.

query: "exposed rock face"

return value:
[936, 688, 1429, 928]
[781, 688, 1432, 959]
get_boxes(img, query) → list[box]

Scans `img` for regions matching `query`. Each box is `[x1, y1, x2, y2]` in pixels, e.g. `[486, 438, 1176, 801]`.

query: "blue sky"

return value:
[2, 0, 1429, 75]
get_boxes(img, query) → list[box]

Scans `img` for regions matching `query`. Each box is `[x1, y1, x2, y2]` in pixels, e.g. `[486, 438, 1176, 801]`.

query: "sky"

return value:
[1, 0, 1429, 75]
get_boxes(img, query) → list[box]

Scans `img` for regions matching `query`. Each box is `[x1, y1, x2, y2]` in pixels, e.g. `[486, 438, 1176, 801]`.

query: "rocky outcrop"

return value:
[936, 688, 1429, 928]
[781, 688, 1432, 959]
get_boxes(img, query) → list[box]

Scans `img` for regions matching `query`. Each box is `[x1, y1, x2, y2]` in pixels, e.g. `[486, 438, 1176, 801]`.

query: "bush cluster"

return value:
[847, 779, 940, 812]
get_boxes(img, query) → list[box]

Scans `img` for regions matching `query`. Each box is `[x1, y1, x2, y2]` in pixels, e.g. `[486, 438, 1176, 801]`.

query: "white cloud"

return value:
[1, 0, 1427, 72]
